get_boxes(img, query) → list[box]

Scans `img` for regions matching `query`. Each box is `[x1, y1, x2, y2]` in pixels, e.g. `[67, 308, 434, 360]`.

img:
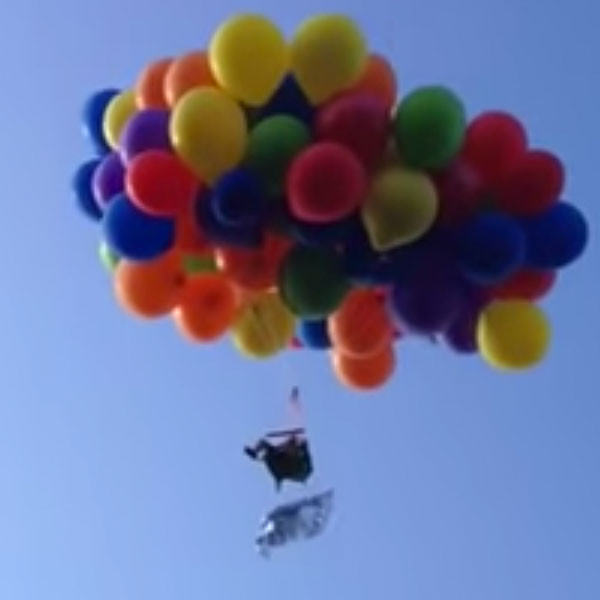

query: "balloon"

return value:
[362, 167, 438, 251]
[496, 150, 564, 216]
[291, 212, 363, 247]
[173, 274, 238, 342]
[183, 253, 217, 275]
[290, 15, 367, 104]
[99, 241, 120, 272]
[175, 201, 210, 254]
[211, 169, 265, 227]
[462, 112, 528, 185]
[316, 92, 390, 168]
[487, 269, 556, 301]
[287, 142, 367, 223]
[170, 87, 247, 182]
[328, 289, 393, 357]
[432, 160, 484, 226]
[82, 88, 119, 154]
[443, 295, 485, 354]
[73, 160, 103, 221]
[102, 194, 175, 261]
[195, 190, 264, 248]
[209, 14, 288, 106]
[457, 213, 526, 285]
[477, 300, 550, 370]
[119, 110, 171, 163]
[114, 252, 184, 318]
[103, 90, 137, 150]
[163, 51, 216, 106]
[390, 270, 465, 334]
[279, 245, 350, 319]
[346, 54, 397, 109]
[135, 58, 173, 109]
[298, 319, 331, 349]
[522, 202, 588, 269]
[256, 75, 315, 125]
[245, 115, 311, 195]
[394, 86, 466, 169]
[232, 292, 295, 358]
[216, 234, 291, 291]
[126, 150, 198, 217]
[93, 152, 125, 209]
[332, 344, 395, 390]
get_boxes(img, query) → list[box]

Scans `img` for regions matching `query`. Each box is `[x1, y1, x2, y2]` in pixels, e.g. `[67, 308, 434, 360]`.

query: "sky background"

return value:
[1, 0, 599, 598]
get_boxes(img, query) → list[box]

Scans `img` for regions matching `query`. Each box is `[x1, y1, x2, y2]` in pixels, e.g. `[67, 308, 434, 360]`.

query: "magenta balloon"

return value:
[119, 110, 171, 163]
[93, 152, 125, 209]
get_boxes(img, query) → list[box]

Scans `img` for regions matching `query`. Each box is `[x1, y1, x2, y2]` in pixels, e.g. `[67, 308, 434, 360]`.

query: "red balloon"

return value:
[462, 112, 528, 185]
[432, 160, 484, 226]
[495, 150, 564, 216]
[215, 234, 292, 291]
[316, 92, 390, 169]
[126, 151, 199, 217]
[487, 269, 557, 301]
[287, 142, 367, 224]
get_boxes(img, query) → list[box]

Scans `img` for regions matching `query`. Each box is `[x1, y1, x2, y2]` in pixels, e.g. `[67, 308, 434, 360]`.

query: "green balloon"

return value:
[245, 115, 311, 195]
[182, 254, 217, 275]
[394, 86, 466, 170]
[279, 245, 350, 319]
[99, 241, 120, 272]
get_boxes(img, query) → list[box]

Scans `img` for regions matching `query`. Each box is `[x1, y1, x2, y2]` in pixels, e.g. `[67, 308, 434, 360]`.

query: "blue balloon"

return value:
[212, 169, 266, 227]
[82, 89, 120, 155]
[257, 75, 315, 125]
[457, 213, 526, 285]
[102, 194, 175, 260]
[298, 319, 331, 349]
[195, 192, 264, 248]
[523, 202, 588, 269]
[73, 159, 103, 222]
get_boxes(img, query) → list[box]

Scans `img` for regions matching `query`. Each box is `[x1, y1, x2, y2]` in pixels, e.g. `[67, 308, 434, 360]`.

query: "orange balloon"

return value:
[115, 252, 184, 319]
[328, 288, 393, 357]
[135, 57, 173, 109]
[215, 234, 292, 291]
[332, 344, 395, 390]
[173, 274, 237, 342]
[164, 51, 217, 107]
[347, 54, 397, 109]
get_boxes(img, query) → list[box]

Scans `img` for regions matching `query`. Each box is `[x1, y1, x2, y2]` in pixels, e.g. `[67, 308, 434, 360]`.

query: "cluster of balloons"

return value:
[74, 13, 588, 390]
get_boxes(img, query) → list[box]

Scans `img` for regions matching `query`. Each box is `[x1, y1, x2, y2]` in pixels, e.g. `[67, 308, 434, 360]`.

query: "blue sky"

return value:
[1, 0, 599, 598]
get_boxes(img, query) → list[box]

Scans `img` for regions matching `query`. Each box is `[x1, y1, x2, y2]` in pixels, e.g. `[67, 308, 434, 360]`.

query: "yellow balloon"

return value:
[232, 292, 295, 359]
[102, 90, 136, 149]
[170, 87, 247, 182]
[290, 14, 368, 104]
[362, 167, 438, 251]
[209, 14, 288, 106]
[477, 300, 551, 370]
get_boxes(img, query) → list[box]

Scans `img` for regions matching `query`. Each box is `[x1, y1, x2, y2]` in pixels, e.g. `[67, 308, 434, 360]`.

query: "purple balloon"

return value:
[443, 296, 486, 354]
[390, 271, 466, 335]
[93, 152, 125, 209]
[119, 110, 171, 163]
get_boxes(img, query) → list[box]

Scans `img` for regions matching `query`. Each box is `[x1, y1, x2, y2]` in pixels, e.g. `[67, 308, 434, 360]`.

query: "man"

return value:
[244, 387, 313, 490]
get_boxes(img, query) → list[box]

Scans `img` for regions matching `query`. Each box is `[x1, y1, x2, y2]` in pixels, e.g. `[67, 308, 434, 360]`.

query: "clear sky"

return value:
[1, 0, 599, 598]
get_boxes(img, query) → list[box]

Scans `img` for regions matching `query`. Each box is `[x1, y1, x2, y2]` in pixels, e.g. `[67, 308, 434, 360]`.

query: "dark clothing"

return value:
[246, 437, 313, 489]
